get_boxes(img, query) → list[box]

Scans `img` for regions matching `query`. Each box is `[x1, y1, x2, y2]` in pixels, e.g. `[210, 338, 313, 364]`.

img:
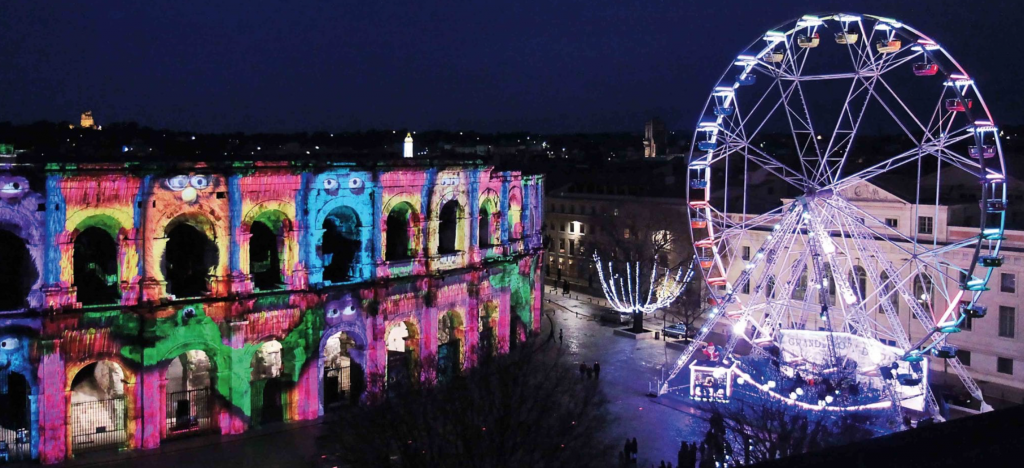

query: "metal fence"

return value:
[70, 398, 126, 454]
[324, 365, 351, 407]
[0, 428, 31, 462]
[165, 388, 215, 439]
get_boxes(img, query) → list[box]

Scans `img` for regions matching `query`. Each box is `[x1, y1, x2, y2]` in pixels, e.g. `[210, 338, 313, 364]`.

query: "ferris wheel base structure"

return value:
[667, 13, 1008, 420]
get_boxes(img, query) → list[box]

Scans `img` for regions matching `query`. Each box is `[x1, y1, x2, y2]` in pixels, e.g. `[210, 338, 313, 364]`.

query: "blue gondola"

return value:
[714, 106, 734, 116]
[960, 303, 987, 318]
[933, 345, 957, 359]
[736, 74, 756, 86]
[969, 145, 996, 159]
[984, 199, 1006, 213]
[980, 255, 1004, 268]
[690, 179, 708, 189]
[698, 141, 717, 151]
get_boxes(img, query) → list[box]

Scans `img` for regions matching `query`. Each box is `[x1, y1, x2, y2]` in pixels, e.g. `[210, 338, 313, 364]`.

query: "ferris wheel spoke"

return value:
[819, 74, 878, 186]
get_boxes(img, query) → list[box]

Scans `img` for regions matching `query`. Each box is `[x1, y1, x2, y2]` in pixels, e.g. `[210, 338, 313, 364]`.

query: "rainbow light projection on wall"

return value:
[0, 160, 544, 464]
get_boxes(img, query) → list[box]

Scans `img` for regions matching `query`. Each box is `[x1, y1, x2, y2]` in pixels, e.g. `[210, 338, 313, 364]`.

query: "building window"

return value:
[741, 246, 750, 261]
[569, 240, 575, 257]
[959, 350, 971, 366]
[558, 239, 565, 252]
[918, 216, 933, 235]
[569, 205, 575, 214]
[741, 280, 750, 295]
[999, 306, 1015, 338]
[550, 203, 555, 212]
[569, 223, 574, 233]
[997, 357, 1014, 375]
[560, 204, 565, 213]
[580, 224, 586, 234]
[623, 228, 630, 239]
[885, 218, 898, 228]
[963, 310, 973, 331]
[1001, 273, 1016, 293]
[560, 224, 566, 232]
[590, 206, 596, 215]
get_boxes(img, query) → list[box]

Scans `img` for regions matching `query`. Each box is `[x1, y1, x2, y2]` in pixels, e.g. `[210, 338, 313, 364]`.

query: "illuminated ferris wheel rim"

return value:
[665, 13, 1007, 411]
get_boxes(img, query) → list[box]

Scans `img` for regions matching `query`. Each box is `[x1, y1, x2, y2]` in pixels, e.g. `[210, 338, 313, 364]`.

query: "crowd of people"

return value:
[579, 361, 601, 379]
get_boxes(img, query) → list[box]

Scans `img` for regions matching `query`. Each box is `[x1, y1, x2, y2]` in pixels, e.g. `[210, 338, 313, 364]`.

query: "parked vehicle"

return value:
[663, 322, 688, 339]
[601, 310, 631, 324]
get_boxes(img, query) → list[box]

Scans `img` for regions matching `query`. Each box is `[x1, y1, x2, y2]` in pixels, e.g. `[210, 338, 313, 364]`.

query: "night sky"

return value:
[1, 1, 1021, 133]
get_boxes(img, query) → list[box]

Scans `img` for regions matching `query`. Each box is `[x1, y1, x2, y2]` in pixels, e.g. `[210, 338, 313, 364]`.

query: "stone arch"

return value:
[478, 195, 500, 247]
[65, 356, 137, 455]
[163, 349, 217, 438]
[384, 201, 421, 262]
[250, 340, 286, 427]
[437, 310, 465, 381]
[384, 319, 421, 392]
[320, 205, 362, 283]
[0, 227, 37, 311]
[162, 214, 220, 299]
[320, 328, 367, 409]
[73, 226, 121, 306]
[437, 200, 463, 254]
[244, 206, 295, 291]
[508, 186, 523, 240]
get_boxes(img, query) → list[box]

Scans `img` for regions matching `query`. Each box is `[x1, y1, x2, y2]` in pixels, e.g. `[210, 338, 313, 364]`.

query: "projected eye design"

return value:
[323, 178, 339, 190]
[0, 337, 20, 350]
[348, 177, 363, 190]
[342, 305, 356, 316]
[182, 307, 197, 320]
[190, 175, 210, 189]
[0, 182, 22, 194]
[167, 175, 190, 191]
[327, 308, 340, 318]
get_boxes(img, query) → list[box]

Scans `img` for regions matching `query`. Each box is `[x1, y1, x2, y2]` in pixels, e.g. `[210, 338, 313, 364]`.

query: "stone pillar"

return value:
[498, 287, 512, 353]
[291, 363, 319, 421]
[466, 281, 480, 370]
[120, 233, 142, 306]
[140, 367, 164, 450]
[37, 351, 66, 464]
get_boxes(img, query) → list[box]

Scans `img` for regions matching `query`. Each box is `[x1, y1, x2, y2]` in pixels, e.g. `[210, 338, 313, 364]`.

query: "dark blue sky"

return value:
[1, 1, 1020, 133]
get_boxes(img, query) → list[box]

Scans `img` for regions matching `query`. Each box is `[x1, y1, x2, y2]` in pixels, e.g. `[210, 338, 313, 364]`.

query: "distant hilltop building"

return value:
[404, 132, 414, 158]
[644, 118, 666, 158]
[80, 111, 96, 129]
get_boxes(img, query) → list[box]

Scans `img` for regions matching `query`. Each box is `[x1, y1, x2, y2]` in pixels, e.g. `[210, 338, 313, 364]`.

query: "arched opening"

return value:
[880, 271, 899, 312]
[478, 199, 497, 248]
[438, 200, 461, 255]
[164, 222, 218, 298]
[69, 361, 127, 454]
[164, 350, 215, 438]
[0, 229, 35, 311]
[0, 371, 31, 461]
[914, 273, 934, 310]
[849, 266, 868, 302]
[73, 227, 121, 306]
[791, 267, 808, 301]
[478, 301, 498, 358]
[822, 268, 837, 306]
[250, 341, 285, 427]
[385, 203, 417, 262]
[321, 206, 361, 283]
[249, 221, 283, 291]
[509, 189, 523, 240]
[323, 332, 364, 408]
[437, 312, 463, 383]
[386, 321, 419, 394]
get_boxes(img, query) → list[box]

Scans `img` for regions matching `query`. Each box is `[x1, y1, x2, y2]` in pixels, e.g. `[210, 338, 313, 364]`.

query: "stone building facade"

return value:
[0, 159, 544, 463]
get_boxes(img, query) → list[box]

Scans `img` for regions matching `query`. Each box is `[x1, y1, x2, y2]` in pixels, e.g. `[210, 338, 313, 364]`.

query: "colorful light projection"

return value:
[0, 162, 544, 464]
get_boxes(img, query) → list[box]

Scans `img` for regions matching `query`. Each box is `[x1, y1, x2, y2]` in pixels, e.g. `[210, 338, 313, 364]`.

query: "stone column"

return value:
[37, 350, 66, 464]
[140, 367, 164, 450]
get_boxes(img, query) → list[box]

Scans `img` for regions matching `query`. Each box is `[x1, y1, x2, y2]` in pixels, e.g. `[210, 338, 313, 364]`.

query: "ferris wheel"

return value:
[666, 13, 1006, 416]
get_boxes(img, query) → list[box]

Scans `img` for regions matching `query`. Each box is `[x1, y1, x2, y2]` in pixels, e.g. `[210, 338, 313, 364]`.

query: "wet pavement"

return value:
[48, 287, 707, 467]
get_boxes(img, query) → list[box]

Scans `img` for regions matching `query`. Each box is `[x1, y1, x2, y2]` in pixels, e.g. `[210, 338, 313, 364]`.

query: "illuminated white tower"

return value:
[404, 132, 414, 158]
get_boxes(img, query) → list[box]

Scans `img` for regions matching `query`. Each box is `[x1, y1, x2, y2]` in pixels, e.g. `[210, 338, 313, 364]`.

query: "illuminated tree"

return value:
[593, 251, 688, 333]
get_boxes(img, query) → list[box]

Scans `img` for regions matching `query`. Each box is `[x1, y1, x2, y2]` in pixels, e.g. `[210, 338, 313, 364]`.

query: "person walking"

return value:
[632, 437, 639, 462]
[624, 439, 632, 462]
[580, 362, 587, 379]
[594, 361, 601, 379]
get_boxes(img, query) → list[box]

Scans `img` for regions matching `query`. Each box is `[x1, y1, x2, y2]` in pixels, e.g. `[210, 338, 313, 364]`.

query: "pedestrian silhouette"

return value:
[594, 361, 601, 379]
[559, 328, 564, 345]
[579, 362, 587, 379]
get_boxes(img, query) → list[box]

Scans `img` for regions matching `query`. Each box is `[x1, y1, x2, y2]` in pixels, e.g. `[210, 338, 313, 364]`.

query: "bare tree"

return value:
[320, 339, 616, 468]
[661, 277, 706, 341]
[698, 390, 880, 466]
